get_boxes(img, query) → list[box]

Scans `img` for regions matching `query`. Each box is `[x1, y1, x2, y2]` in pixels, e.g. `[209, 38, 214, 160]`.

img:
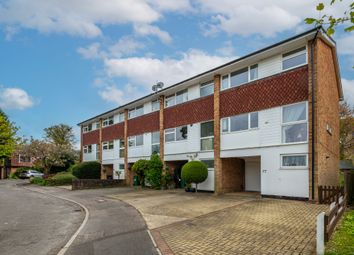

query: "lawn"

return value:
[325, 209, 354, 255]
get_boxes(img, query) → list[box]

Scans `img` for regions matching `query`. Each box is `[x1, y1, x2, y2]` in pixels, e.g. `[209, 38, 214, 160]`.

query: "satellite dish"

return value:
[152, 81, 164, 92]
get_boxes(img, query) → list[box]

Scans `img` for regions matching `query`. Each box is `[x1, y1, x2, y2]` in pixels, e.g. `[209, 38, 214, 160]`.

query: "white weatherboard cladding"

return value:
[258, 54, 282, 79]
[144, 101, 151, 115]
[83, 144, 97, 161]
[164, 123, 200, 155]
[128, 132, 152, 159]
[193, 170, 214, 191]
[102, 139, 119, 160]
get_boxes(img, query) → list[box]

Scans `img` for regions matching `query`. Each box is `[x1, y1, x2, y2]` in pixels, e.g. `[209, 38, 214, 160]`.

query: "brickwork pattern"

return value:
[102, 123, 124, 141]
[158, 199, 326, 255]
[164, 95, 214, 129]
[220, 66, 308, 118]
[221, 158, 245, 192]
[82, 129, 99, 146]
[128, 111, 159, 136]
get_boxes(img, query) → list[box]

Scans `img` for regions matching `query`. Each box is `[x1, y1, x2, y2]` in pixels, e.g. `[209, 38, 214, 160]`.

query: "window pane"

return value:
[250, 112, 258, 128]
[176, 90, 188, 104]
[119, 149, 124, 158]
[119, 140, 124, 148]
[128, 109, 135, 119]
[283, 47, 306, 58]
[135, 106, 144, 117]
[283, 103, 306, 123]
[221, 118, 229, 132]
[152, 144, 160, 154]
[250, 64, 258, 80]
[282, 155, 307, 167]
[221, 75, 229, 89]
[201, 138, 214, 151]
[282, 123, 307, 143]
[176, 126, 188, 140]
[282, 52, 306, 70]
[108, 117, 114, 125]
[201, 121, 214, 137]
[165, 95, 175, 107]
[136, 135, 144, 146]
[119, 164, 125, 170]
[165, 132, 175, 142]
[118, 113, 124, 122]
[109, 141, 114, 149]
[201, 160, 214, 169]
[230, 114, 248, 131]
[200, 81, 214, 97]
[128, 138, 135, 147]
[230, 67, 248, 87]
[152, 100, 160, 111]
[152, 131, 160, 144]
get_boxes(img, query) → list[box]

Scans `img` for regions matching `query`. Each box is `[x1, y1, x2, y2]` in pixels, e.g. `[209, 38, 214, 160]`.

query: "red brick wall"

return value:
[221, 158, 245, 192]
[102, 123, 124, 141]
[82, 129, 99, 145]
[128, 111, 159, 136]
[220, 66, 308, 118]
[164, 95, 214, 129]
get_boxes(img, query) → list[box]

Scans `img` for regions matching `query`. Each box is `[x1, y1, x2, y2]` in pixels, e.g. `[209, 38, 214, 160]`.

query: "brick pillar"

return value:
[213, 74, 222, 194]
[99, 118, 107, 180]
[124, 109, 131, 185]
[308, 39, 318, 201]
[80, 126, 83, 163]
[159, 95, 165, 164]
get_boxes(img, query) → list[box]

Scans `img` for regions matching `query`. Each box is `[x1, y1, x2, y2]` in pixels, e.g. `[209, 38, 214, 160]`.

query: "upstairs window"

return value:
[250, 64, 258, 81]
[176, 89, 188, 104]
[19, 155, 31, 163]
[231, 67, 249, 88]
[102, 116, 114, 127]
[165, 126, 188, 142]
[282, 102, 307, 143]
[152, 100, 160, 112]
[118, 113, 125, 123]
[222, 64, 259, 90]
[83, 123, 93, 133]
[128, 105, 144, 119]
[282, 46, 307, 70]
[200, 80, 214, 97]
[222, 112, 259, 133]
[102, 141, 114, 150]
[83, 145, 92, 154]
[128, 134, 144, 147]
[95, 122, 100, 129]
[201, 121, 214, 151]
[165, 95, 175, 107]
[151, 131, 160, 154]
[119, 140, 125, 158]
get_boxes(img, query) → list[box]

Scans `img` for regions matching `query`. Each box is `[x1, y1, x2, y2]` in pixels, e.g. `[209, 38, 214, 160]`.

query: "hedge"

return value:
[72, 161, 101, 179]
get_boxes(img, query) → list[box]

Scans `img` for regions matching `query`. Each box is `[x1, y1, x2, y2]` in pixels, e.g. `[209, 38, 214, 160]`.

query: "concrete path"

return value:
[0, 180, 158, 255]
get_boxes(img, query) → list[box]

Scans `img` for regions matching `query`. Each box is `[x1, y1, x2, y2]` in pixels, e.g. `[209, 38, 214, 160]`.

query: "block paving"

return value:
[157, 199, 327, 255]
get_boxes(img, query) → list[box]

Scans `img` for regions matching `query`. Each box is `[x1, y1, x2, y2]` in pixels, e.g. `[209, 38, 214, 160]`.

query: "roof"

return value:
[78, 26, 335, 126]
[339, 160, 354, 170]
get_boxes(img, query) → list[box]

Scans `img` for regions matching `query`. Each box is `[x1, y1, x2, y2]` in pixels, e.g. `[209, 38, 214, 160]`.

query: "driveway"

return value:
[110, 189, 327, 255]
[0, 180, 158, 255]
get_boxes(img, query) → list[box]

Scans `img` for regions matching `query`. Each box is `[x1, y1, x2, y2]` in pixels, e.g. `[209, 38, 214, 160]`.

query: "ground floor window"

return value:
[281, 154, 307, 168]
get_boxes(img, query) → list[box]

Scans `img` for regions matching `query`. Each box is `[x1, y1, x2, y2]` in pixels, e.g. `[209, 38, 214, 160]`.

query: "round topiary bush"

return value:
[181, 161, 208, 192]
[72, 161, 101, 179]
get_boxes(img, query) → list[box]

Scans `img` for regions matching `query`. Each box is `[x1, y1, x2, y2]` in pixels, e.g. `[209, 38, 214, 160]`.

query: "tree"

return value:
[44, 124, 75, 147]
[0, 110, 18, 175]
[145, 153, 163, 189]
[339, 101, 354, 160]
[181, 161, 208, 192]
[132, 159, 149, 187]
[305, 1, 354, 36]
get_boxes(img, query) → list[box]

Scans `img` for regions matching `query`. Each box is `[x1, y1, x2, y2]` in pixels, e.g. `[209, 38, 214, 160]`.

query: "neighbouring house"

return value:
[78, 27, 342, 201]
[0, 153, 34, 179]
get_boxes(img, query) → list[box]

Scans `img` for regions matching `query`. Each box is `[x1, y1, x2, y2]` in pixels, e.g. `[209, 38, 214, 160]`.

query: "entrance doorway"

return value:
[245, 157, 261, 192]
[165, 160, 188, 188]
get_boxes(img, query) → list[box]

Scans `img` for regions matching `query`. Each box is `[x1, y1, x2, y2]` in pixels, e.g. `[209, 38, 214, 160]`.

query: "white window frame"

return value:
[18, 154, 31, 163]
[102, 116, 114, 127]
[129, 105, 144, 119]
[151, 131, 160, 154]
[200, 80, 214, 97]
[200, 121, 214, 151]
[83, 145, 92, 154]
[102, 141, 114, 150]
[151, 100, 160, 112]
[83, 123, 93, 133]
[221, 112, 259, 133]
[165, 89, 188, 108]
[119, 140, 125, 158]
[128, 135, 144, 147]
[282, 46, 307, 71]
[118, 113, 125, 123]
[281, 102, 308, 144]
[164, 126, 188, 143]
[221, 63, 260, 91]
[280, 154, 308, 169]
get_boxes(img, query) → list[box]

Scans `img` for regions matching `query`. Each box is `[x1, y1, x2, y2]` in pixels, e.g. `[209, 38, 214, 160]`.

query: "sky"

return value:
[0, 0, 353, 148]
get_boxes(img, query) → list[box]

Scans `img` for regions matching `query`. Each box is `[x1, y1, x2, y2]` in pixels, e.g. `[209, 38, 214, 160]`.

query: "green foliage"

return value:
[145, 153, 163, 189]
[132, 159, 149, 187]
[0, 110, 18, 161]
[44, 124, 76, 147]
[46, 172, 77, 186]
[72, 161, 101, 179]
[325, 210, 354, 254]
[9, 172, 18, 179]
[181, 161, 208, 191]
[30, 177, 47, 186]
[161, 169, 173, 188]
[12, 167, 32, 178]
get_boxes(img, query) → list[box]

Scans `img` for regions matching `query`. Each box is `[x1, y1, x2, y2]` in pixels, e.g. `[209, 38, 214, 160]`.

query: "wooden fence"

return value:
[318, 185, 344, 204]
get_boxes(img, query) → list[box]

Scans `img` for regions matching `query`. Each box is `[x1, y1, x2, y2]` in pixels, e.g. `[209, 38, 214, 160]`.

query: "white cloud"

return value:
[196, 0, 348, 37]
[0, 86, 34, 110]
[0, 0, 162, 38]
[337, 34, 354, 56]
[109, 37, 145, 58]
[134, 24, 172, 44]
[342, 79, 354, 106]
[77, 42, 106, 59]
[98, 84, 144, 106]
[216, 40, 235, 56]
[148, 0, 192, 12]
[105, 49, 233, 88]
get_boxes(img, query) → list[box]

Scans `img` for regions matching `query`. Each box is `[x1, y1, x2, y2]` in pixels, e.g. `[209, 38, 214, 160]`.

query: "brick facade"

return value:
[220, 66, 308, 118]
[221, 158, 245, 192]
[102, 123, 124, 141]
[82, 129, 99, 146]
[213, 74, 222, 194]
[128, 111, 159, 136]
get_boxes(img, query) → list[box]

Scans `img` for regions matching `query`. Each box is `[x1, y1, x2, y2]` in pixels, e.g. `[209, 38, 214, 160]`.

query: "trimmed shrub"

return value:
[72, 161, 101, 179]
[47, 172, 77, 186]
[145, 153, 163, 189]
[181, 161, 208, 192]
[30, 177, 47, 186]
[132, 159, 149, 187]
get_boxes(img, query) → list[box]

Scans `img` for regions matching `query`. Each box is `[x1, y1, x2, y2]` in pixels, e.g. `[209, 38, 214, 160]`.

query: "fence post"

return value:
[318, 186, 322, 203]
[317, 212, 325, 255]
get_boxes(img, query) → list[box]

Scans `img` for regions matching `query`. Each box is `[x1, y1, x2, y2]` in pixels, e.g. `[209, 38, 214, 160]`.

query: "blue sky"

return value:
[0, 0, 353, 147]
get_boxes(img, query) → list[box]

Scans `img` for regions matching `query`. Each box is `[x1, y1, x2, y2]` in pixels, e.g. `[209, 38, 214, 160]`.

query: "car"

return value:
[21, 170, 44, 179]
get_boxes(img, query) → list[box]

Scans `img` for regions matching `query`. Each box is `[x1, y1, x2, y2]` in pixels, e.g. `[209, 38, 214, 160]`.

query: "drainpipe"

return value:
[311, 28, 320, 200]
